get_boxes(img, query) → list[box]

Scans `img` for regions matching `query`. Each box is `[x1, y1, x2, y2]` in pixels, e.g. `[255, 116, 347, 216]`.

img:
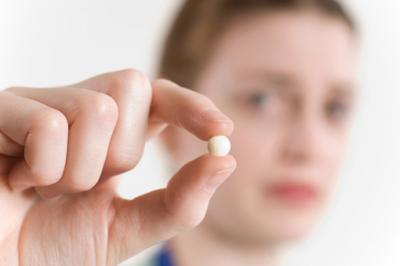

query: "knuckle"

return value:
[30, 168, 63, 186]
[118, 68, 147, 83]
[68, 177, 97, 192]
[2, 86, 26, 95]
[151, 79, 185, 95]
[31, 109, 69, 133]
[151, 78, 175, 88]
[113, 69, 150, 90]
[80, 92, 119, 122]
[152, 78, 214, 108]
[35, 175, 61, 187]
[174, 209, 204, 230]
[107, 149, 142, 173]
[3, 86, 17, 94]
[0, 91, 10, 102]
[196, 93, 214, 107]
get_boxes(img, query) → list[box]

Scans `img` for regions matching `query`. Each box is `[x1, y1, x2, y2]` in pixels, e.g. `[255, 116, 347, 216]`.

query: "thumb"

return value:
[106, 153, 236, 265]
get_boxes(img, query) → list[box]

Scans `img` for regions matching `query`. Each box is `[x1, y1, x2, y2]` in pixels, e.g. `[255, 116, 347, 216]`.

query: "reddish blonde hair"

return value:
[158, 0, 356, 88]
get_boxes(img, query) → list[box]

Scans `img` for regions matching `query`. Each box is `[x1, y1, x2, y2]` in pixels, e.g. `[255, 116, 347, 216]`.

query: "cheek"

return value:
[328, 142, 346, 174]
[209, 127, 279, 197]
[230, 123, 283, 168]
[327, 131, 348, 167]
[317, 132, 348, 197]
[218, 128, 281, 205]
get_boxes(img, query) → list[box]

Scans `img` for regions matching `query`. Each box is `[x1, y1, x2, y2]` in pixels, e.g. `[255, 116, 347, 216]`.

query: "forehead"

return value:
[209, 10, 356, 80]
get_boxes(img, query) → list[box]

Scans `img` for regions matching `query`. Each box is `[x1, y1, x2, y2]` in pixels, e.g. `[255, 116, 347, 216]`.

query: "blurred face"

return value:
[163, 10, 356, 245]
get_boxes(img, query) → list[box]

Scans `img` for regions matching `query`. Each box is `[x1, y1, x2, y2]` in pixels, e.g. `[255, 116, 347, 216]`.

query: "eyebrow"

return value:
[237, 69, 296, 87]
[237, 68, 356, 98]
[328, 83, 356, 100]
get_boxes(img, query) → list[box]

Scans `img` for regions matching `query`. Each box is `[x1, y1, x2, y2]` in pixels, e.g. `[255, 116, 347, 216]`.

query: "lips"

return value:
[266, 181, 318, 205]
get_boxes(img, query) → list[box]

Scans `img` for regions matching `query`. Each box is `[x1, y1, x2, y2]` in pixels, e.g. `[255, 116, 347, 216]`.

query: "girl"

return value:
[148, 0, 357, 265]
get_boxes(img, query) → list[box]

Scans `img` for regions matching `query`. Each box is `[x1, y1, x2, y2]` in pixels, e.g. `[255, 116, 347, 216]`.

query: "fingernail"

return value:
[200, 109, 231, 123]
[205, 166, 236, 192]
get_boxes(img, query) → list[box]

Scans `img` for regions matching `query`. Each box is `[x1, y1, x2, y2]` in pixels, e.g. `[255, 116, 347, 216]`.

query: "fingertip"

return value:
[224, 154, 237, 170]
[181, 109, 235, 141]
[198, 107, 235, 138]
[206, 153, 236, 170]
[206, 120, 235, 139]
[184, 154, 236, 182]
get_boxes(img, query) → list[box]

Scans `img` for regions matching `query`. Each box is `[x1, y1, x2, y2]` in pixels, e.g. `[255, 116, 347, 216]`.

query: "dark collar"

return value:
[155, 244, 176, 266]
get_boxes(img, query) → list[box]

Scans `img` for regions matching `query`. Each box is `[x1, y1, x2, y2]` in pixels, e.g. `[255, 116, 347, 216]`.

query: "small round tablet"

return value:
[207, 135, 231, 156]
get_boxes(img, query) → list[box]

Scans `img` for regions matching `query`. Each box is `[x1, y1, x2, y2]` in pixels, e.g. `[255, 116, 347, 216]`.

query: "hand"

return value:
[0, 69, 236, 265]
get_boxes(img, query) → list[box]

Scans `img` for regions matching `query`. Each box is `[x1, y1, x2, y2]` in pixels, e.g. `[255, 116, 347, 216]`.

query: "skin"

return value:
[0, 70, 237, 265]
[160, 10, 357, 266]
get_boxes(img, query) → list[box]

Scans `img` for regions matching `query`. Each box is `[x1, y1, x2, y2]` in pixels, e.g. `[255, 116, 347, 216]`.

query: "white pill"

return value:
[207, 135, 231, 156]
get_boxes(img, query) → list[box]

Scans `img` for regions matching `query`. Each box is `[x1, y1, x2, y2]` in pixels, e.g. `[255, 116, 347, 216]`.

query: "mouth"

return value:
[265, 180, 319, 207]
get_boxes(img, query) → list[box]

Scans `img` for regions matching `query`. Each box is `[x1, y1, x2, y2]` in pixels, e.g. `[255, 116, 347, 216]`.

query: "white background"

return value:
[0, 1, 399, 265]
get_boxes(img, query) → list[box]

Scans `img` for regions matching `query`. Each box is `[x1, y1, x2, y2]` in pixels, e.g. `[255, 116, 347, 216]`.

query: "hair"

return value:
[157, 0, 356, 89]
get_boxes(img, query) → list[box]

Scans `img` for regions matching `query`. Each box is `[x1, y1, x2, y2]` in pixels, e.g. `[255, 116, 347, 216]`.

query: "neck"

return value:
[167, 222, 280, 266]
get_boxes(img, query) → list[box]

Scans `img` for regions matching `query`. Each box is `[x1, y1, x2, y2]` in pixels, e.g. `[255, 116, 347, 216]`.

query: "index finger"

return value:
[148, 79, 234, 140]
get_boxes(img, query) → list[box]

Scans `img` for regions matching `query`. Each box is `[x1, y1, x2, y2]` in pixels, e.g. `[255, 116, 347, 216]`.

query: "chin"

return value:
[260, 196, 326, 242]
[277, 224, 314, 242]
[268, 213, 321, 243]
[246, 207, 322, 244]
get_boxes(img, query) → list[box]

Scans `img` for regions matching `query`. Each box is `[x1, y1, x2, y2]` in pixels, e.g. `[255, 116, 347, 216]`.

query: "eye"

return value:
[247, 91, 272, 109]
[326, 100, 350, 121]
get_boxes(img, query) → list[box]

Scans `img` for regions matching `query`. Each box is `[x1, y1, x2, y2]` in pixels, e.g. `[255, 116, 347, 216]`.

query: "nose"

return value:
[280, 109, 326, 165]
